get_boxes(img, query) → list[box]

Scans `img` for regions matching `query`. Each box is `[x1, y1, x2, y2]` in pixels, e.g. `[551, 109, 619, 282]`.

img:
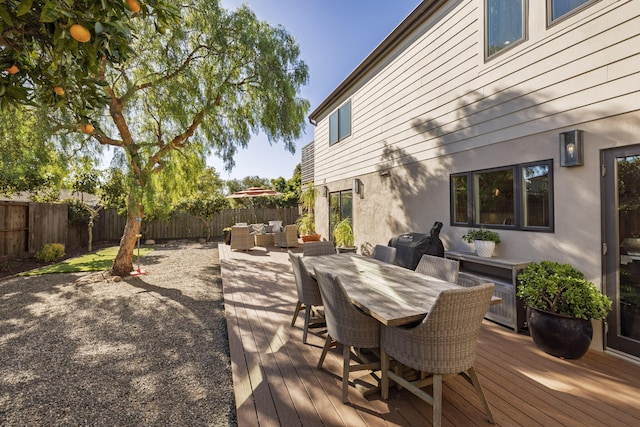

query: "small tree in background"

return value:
[175, 167, 228, 241]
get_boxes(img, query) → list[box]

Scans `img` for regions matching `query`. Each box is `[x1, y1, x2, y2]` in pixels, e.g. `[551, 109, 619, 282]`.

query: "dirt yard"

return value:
[0, 240, 236, 426]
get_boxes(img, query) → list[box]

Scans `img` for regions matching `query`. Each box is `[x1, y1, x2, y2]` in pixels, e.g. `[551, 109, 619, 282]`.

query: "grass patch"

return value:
[20, 246, 154, 276]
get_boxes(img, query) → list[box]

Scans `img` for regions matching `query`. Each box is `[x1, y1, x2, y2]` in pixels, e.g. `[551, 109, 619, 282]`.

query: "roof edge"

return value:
[308, 0, 447, 123]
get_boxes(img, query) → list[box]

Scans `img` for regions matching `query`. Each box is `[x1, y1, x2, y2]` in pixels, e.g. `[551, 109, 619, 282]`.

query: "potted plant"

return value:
[517, 260, 612, 359]
[333, 217, 356, 253]
[461, 227, 501, 257]
[297, 183, 321, 242]
[223, 227, 232, 245]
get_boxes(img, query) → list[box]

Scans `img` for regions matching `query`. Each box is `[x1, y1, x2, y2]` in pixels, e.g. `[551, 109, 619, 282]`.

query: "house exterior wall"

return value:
[310, 0, 640, 350]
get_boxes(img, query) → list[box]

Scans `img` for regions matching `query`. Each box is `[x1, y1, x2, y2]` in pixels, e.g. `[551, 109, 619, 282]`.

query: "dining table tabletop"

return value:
[302, 253, 501, 327]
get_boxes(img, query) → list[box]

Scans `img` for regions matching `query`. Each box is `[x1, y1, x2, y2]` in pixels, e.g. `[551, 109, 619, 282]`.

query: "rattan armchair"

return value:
[303, 241, 336, 256]
[230, 226, 253, 251]
[372, 244, 397, 264]
[274, 224, 299, 248]
[380, 283, 496, 427]
[414, 254, 460, 283]
[288, 252, 324, 344]
[315, 267, 381, 404]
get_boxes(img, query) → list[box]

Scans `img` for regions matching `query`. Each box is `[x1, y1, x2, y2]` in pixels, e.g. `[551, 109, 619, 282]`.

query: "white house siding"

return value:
[311, 0, 640, 351]
[311, 0, 640, 338]
[312, 0, 639, 253]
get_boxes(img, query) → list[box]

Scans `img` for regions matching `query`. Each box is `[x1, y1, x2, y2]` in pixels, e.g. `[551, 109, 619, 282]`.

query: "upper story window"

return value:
[486, 0, 526, 59]
[451, 160, 553, 232]
[548, 0, 597, 23]
[329, 101, 351, 145]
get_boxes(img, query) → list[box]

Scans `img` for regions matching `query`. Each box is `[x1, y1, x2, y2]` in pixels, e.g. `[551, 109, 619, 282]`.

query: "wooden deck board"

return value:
[220, 243, 640, 426]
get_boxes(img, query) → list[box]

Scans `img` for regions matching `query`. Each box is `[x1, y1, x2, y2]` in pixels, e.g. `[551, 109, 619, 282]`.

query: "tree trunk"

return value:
[110, 207, 143, 276]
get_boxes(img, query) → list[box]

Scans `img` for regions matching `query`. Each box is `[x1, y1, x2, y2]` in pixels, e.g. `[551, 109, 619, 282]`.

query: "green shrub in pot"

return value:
[517, 260, 611, 320]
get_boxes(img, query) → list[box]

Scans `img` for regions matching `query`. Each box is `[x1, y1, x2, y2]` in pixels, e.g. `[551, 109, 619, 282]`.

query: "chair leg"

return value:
[342, 345, 351, 404]
[291, 301, 302, 327]
[467, 367, 495, 424]
[317, 335, 332, 369]
[302, 305, 312, 344]
[381, 349, 390, 399]
[433, 374, 443, 427]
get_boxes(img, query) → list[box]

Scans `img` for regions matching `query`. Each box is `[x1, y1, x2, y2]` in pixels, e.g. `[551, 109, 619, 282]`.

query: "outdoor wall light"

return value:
[322, 186, 329, 197]
[353, 178, 363, 198]
[559, 130, 584, 167]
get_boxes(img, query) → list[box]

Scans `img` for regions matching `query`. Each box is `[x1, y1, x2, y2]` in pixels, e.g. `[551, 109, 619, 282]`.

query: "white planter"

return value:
[474, 240, 495, 258]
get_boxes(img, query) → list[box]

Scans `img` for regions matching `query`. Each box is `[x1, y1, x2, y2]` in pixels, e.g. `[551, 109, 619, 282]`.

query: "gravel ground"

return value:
[0, 241, 236, 426]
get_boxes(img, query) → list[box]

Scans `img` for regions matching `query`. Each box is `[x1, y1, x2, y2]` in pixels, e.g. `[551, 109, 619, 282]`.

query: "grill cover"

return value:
[388, 222, 444, 269]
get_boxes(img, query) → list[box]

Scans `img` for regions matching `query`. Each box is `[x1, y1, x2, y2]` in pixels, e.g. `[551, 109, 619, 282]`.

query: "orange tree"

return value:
[0, 1, 177, 109]
[10, 1, 309, 275]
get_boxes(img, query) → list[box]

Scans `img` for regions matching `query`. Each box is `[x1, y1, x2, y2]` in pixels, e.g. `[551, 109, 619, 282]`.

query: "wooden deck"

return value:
[219, 243, 640, 426]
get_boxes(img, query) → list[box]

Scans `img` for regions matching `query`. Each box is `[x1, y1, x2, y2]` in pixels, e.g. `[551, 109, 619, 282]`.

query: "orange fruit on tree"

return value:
[5, 65, 19, 74]
[70, 24, 91, 43]
[53, 86, 65, 96]
[80, 123, 94, 133]
[126, 0, 141, 13]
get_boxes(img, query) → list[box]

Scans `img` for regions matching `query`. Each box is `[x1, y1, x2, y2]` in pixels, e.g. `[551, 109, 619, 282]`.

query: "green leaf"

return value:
[0, 5, 13, 26]
[39, 2, 60, 23]
[16, 0, 33, 17]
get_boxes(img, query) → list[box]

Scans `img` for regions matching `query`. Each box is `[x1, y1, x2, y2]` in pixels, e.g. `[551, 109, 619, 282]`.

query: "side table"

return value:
[254, 233, 274, 247]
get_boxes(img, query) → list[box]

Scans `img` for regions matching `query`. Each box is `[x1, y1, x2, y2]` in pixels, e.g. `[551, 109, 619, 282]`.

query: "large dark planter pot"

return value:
[526, 307, 593, 359]
[223, 230, 231, 245]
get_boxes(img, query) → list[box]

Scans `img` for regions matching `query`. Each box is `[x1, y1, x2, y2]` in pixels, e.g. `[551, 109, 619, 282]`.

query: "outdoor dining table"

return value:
[302, 253, 501, 327]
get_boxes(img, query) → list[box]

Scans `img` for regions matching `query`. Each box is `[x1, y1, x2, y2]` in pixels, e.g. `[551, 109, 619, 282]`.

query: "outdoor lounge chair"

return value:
[303, 241, 335, 256]
[372, 244, 397, 264]
[274, 224, 299, 248]
[315, 267, 381, 404]
[414, 254, 460, 283]
[289, 252, 324, 344]
[230, 226, 253, 251]
[380, 283, 496, 427]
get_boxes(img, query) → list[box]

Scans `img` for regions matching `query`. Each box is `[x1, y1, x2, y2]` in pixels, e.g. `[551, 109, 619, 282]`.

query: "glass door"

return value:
[603, 145, 640, 357]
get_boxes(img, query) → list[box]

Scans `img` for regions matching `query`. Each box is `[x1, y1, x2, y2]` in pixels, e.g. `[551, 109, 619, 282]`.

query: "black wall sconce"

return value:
[559, 130, 583, 167]
[322, 185, 329, 197]
[353, 178, 363, 198]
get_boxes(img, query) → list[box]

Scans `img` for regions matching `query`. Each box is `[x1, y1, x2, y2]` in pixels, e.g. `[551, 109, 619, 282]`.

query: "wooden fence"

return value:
[1, 201, 68, 257]
[1, 203, 298, 258]
[93, 207, 299, 242]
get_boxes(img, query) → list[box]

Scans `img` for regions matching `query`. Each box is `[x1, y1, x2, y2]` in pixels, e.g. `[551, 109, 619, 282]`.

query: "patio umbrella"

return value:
[226, 187, 283, 199]
[226, 187, 283, 223]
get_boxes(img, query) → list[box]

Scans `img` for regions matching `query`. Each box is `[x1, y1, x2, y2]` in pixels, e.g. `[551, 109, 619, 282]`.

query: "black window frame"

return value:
[450, 159, 554, 232]
[329, 100, 352, 145]
[329, 189, 353, 243]
[547, 0, 599, 25]
[485, 0, 528, 61]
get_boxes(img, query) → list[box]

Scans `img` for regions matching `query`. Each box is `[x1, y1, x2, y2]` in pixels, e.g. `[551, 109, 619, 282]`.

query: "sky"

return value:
[209, 0, 423, 182]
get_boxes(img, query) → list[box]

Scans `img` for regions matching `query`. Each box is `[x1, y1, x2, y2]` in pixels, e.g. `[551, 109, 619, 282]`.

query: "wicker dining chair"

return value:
[372, 244, 397, 264]
[314, 267, 381, 404]
[303, 241, 336, 256]
[414, 254, 460, 283]
[288, 251, 324, 344]
[230, 226, 253, 251]
[380, 283, 496, 427]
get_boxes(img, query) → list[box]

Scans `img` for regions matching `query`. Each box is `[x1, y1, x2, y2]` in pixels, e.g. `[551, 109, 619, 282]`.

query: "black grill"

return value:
[388, 222, 445, 270]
